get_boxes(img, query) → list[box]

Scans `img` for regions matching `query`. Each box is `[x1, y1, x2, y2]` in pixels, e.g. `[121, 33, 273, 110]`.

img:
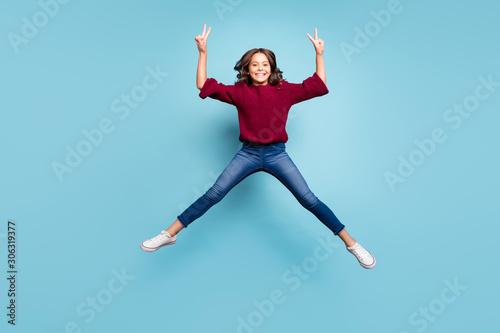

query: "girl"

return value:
[141, 24, 376, 269]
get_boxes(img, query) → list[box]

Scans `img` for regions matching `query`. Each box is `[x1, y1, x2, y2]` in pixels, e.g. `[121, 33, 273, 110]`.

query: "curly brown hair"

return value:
[234, 48, 284, 89]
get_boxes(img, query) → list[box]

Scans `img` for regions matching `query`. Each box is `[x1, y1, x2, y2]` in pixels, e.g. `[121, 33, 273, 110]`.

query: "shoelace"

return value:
[351, 246, 370, 261]
[151, 231, 169, 245]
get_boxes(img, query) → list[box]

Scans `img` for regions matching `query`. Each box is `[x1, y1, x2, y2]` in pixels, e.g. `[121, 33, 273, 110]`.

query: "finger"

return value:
[206, 26, 211, 38]
[202, 23, 206, 36]
[315, 28, 318, 40]
[306, 33, 313, 42]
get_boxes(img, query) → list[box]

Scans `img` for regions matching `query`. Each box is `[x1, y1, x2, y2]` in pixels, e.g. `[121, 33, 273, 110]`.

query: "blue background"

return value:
[1, 0, 499, 332]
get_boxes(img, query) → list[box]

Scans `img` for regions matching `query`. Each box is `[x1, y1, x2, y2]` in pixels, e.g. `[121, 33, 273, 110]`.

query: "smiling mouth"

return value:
[255, 73, 266, 77]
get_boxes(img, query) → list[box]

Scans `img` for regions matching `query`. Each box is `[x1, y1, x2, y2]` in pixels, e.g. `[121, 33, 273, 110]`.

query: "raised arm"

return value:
[195, 24, 211, 90]
[306, 28, 326, 85]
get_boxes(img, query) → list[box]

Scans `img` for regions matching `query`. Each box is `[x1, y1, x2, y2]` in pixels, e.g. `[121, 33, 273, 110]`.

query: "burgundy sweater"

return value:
[199, 72, 329, 144]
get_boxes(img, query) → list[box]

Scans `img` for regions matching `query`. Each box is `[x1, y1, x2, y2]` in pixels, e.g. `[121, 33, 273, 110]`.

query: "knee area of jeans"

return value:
[298, 191, 319, 208]
[204, 188, 224, 203]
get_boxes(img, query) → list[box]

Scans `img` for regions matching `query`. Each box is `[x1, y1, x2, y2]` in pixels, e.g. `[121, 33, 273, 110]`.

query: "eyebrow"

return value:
[250, 60, 269, 64]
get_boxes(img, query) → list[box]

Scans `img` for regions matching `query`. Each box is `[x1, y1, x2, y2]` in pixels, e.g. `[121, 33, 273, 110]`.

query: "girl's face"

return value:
[248, 53, 271, 86]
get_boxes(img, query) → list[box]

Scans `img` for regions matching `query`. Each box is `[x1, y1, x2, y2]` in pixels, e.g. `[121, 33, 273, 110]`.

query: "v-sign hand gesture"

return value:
[306, 28, 324, 55]
[195, 24, 211, 54]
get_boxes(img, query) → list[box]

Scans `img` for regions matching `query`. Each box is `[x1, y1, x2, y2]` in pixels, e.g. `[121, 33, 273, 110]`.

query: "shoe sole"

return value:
[140, 241, 176, 252]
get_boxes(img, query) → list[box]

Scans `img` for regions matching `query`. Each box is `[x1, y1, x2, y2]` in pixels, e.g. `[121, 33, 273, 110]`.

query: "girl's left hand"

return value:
[306, 28, 324, 55]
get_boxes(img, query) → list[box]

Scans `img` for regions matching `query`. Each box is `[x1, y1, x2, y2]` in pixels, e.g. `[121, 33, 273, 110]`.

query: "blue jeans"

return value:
[177, 142, 346, 235]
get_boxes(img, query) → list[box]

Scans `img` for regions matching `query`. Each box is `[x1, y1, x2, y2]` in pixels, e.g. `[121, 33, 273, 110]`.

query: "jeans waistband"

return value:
[242, 140, 283, 147]
[243, 141, 285, 148]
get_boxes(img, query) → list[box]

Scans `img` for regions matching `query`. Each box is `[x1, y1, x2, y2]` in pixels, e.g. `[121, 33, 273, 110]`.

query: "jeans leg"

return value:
[264, 148, 345, 235]
[177, 147, 260, 228]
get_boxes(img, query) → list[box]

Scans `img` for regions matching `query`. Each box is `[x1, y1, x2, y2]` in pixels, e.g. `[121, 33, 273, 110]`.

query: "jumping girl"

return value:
[140, 24, 376, 269]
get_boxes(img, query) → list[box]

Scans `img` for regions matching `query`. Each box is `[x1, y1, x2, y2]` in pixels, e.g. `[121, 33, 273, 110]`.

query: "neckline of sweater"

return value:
[250, 83, 270, 88]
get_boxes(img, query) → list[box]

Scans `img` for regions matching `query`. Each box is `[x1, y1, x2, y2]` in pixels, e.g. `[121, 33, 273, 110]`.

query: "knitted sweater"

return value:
[199, 72, 329, 144]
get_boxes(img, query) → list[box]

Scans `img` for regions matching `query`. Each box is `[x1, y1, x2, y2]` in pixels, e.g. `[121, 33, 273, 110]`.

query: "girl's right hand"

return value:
[195, 24, 211, 53]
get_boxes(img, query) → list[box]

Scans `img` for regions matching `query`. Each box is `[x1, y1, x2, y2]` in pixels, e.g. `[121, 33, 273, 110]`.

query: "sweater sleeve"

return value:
[286, 72, 329, 105]
[199, 78, 237, 105]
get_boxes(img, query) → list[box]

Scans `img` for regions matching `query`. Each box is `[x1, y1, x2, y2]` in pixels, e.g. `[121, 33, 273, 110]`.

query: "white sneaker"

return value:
[346, 242, 376, 269]
[140, 230, 177, 252]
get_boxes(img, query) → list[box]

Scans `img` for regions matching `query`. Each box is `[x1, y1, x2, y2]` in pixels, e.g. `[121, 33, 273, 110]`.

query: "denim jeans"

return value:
[177, 142, 346, 235]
